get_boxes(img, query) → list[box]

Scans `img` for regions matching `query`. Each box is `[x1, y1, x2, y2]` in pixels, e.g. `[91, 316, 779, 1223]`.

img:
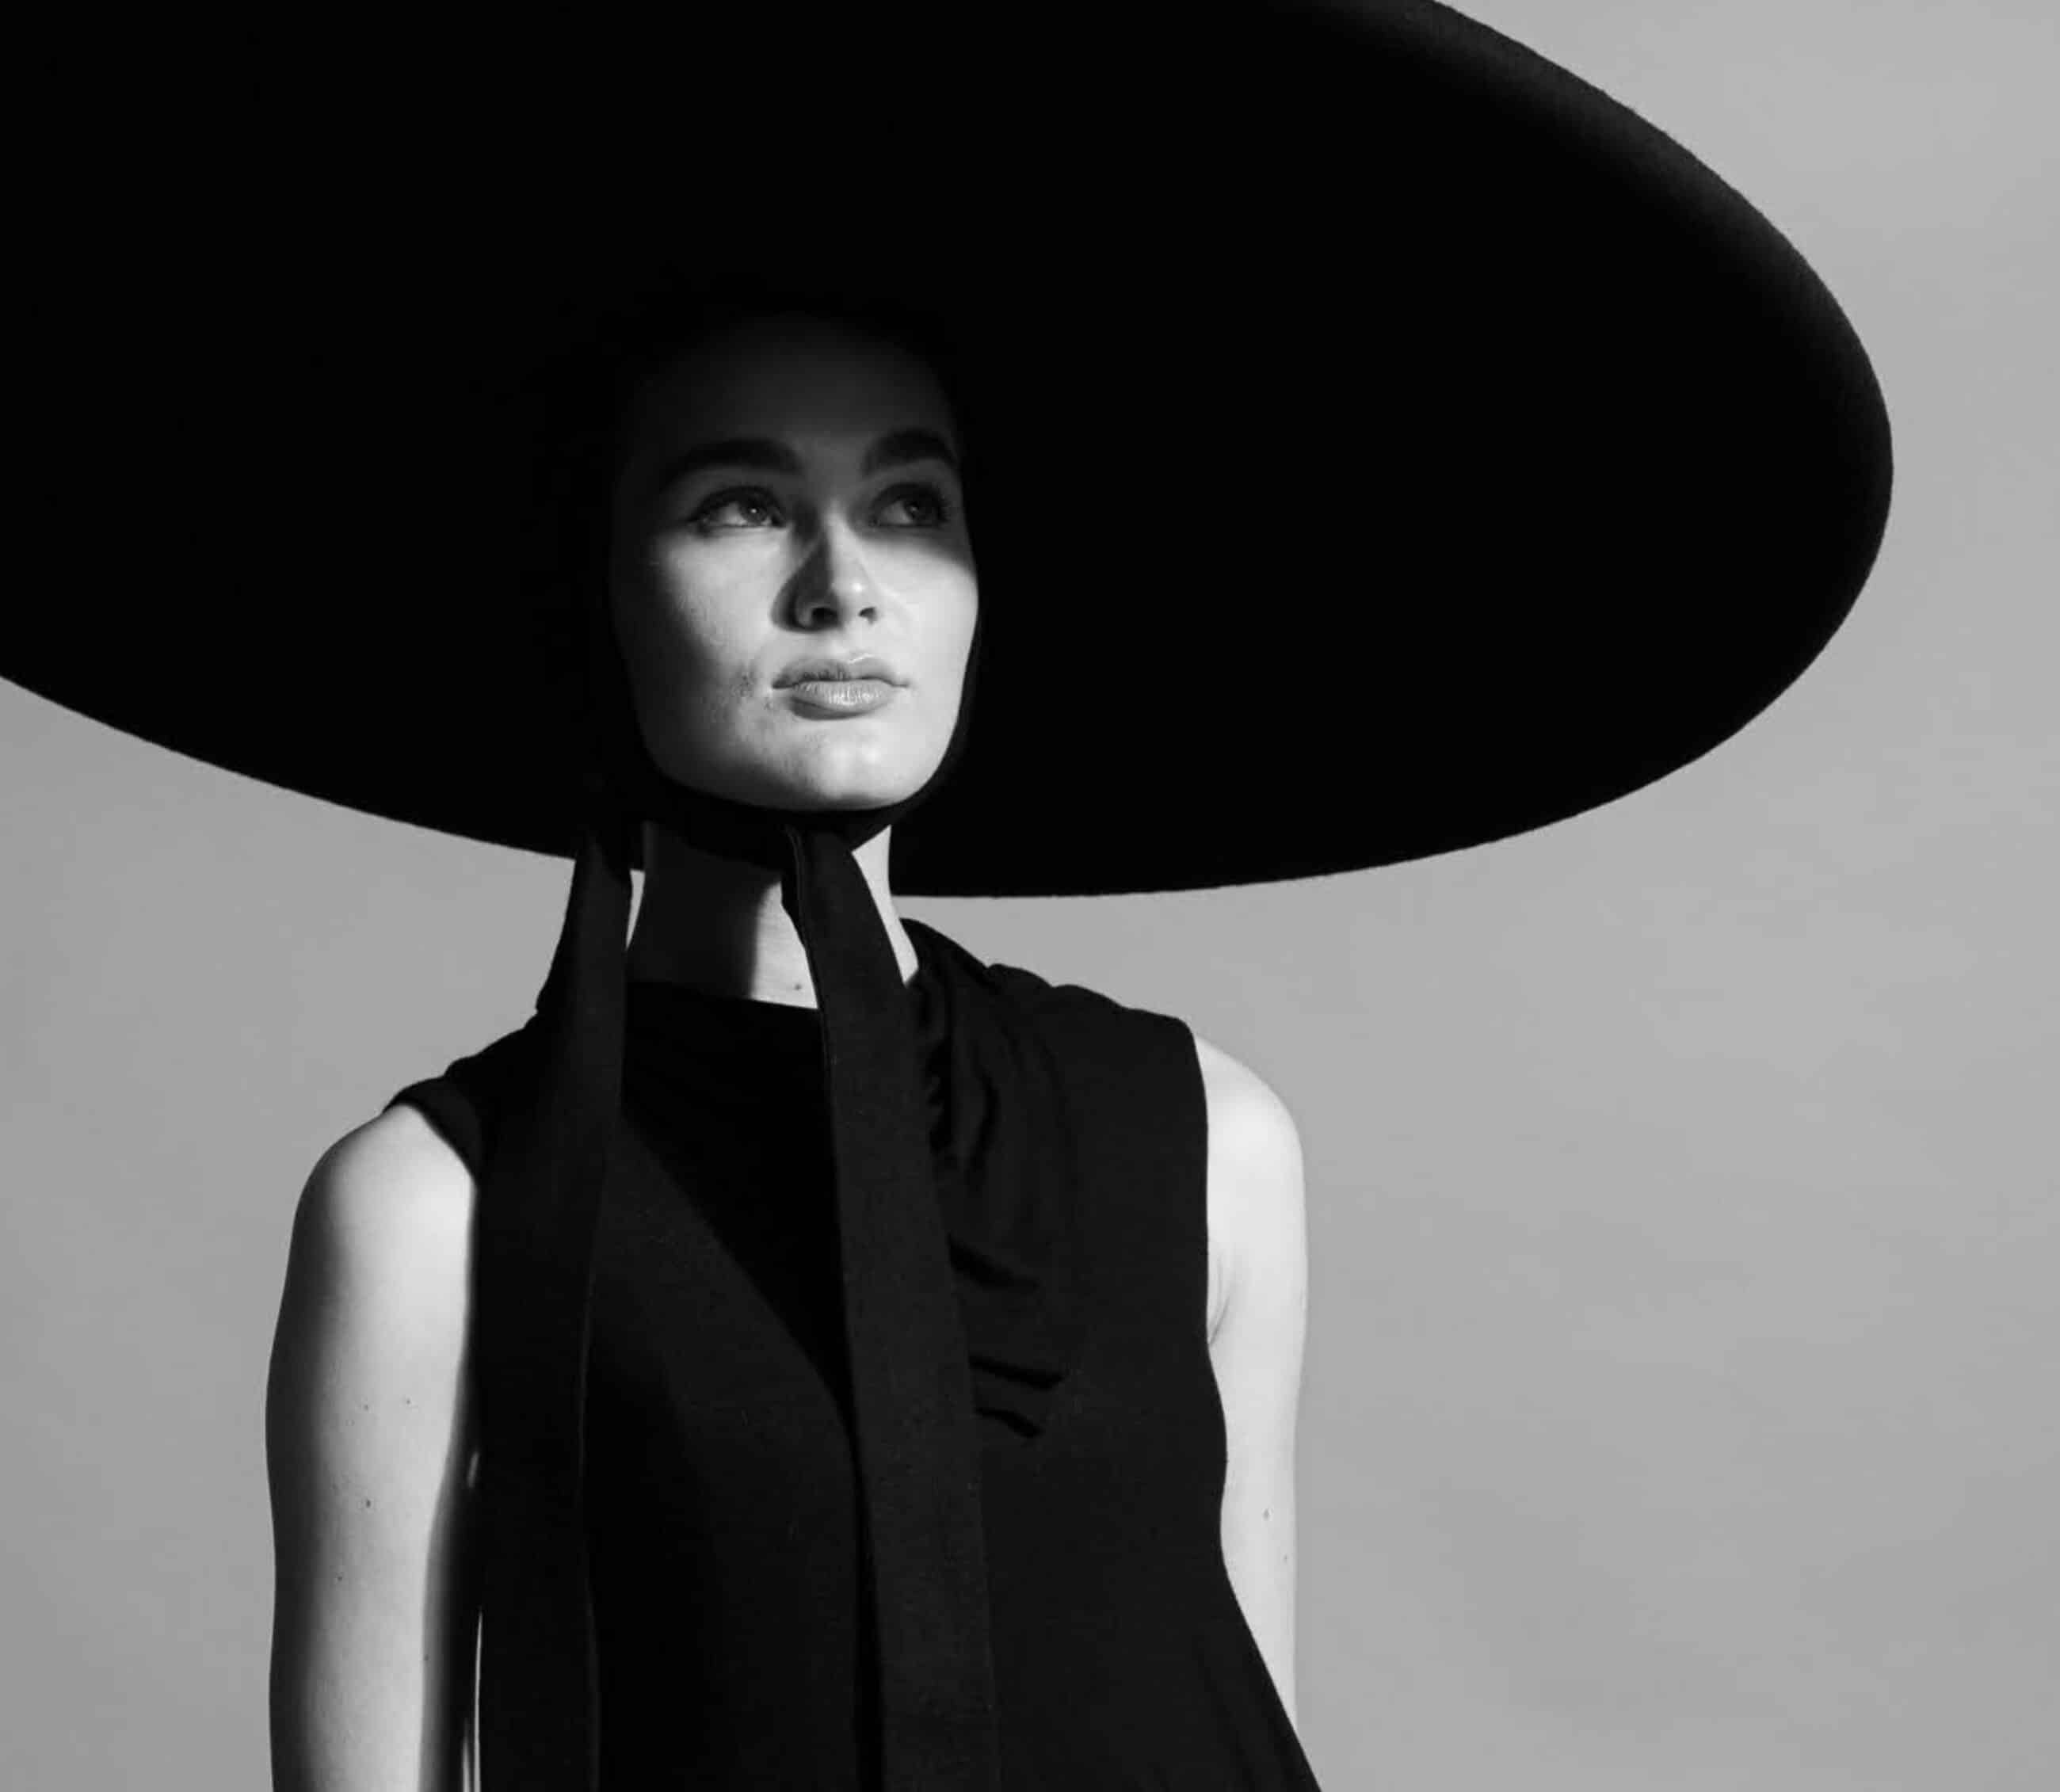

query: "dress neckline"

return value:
[622, 920, 933, 1042]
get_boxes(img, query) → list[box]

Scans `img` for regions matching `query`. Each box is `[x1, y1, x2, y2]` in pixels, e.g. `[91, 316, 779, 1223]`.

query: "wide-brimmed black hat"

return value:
[14, 2, 1890, 894]
[11, 6, 1893, 1790]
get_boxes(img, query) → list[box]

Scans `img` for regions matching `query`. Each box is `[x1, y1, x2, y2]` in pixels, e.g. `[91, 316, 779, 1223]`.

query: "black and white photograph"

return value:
[4, 3, 2051, 1787]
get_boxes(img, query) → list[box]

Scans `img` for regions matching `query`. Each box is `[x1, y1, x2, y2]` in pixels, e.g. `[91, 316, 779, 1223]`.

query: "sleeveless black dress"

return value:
[383, 916, 1321, 1789]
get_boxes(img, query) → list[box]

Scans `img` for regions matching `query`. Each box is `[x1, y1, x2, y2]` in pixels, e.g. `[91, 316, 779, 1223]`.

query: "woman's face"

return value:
[608, 310, 976, 812]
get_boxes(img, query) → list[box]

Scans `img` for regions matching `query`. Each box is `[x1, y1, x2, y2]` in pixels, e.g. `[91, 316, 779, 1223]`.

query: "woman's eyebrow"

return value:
[647, 427, 960, 500]
[860, 427, 960, 478]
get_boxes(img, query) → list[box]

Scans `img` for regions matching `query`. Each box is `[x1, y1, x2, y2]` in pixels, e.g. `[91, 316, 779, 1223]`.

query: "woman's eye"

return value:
[877, 482, 952, 528]
[682, 482, 952, 536]
[686, 489, 783, 535]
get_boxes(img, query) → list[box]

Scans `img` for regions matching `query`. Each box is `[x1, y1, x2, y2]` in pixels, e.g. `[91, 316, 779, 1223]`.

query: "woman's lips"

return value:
[783, 678, 899, 715]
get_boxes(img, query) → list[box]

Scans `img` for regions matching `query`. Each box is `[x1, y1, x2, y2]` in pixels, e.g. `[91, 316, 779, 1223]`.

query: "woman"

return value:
[269, 294, 1318, 1786]
[5, 4, 1890, 1787]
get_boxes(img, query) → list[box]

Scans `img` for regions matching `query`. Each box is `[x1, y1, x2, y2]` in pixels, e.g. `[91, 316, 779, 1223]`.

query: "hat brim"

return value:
[10, 2, 1892, 894]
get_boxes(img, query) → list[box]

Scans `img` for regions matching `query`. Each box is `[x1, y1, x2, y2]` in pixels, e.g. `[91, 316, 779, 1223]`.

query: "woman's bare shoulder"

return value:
[283, 1105, 479, 1336]
[314, 1101, 479, 1230]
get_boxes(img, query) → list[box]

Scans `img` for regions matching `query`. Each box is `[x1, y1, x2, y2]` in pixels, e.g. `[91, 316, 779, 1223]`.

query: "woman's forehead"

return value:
[625, 312, 957, 450]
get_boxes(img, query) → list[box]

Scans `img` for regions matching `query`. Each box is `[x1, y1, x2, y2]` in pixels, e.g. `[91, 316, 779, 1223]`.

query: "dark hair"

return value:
[601, 291, 978, 486]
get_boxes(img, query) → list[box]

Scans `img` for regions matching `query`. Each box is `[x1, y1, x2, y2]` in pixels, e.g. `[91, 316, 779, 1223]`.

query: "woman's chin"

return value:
[793, 784, 914, 814]
[744, 770, 921, 814]
[769, 749, 934, 813]
[665, 740, 932, 814]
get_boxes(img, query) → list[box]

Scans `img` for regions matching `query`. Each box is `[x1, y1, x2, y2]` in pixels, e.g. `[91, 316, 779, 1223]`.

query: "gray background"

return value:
[4, 2, 2054, 1785]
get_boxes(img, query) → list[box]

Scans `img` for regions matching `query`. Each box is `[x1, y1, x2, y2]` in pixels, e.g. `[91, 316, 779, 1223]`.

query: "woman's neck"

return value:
[622, 821, 916, 1008]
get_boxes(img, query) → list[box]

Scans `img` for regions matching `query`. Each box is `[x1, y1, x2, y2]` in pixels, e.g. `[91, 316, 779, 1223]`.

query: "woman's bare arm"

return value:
[265, 1105, 481, 1791]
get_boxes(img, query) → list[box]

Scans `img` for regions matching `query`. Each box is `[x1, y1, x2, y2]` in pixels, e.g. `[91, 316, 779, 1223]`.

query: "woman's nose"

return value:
[794, 520, 880, 623]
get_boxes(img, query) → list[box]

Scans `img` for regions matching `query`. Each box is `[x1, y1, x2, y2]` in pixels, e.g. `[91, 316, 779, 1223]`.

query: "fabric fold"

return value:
[906, 919, 1088, 1444]
[619, 913, 1089, 1447]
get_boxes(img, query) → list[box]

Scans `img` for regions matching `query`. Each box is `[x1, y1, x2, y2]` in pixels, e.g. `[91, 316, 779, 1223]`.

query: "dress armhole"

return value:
[378, 1020, 540, 1185]
[383, 1080, 486, 1182]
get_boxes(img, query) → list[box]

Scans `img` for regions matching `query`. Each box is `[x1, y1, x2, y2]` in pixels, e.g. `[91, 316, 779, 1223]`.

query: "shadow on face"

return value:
[605, 309, 979, 814]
